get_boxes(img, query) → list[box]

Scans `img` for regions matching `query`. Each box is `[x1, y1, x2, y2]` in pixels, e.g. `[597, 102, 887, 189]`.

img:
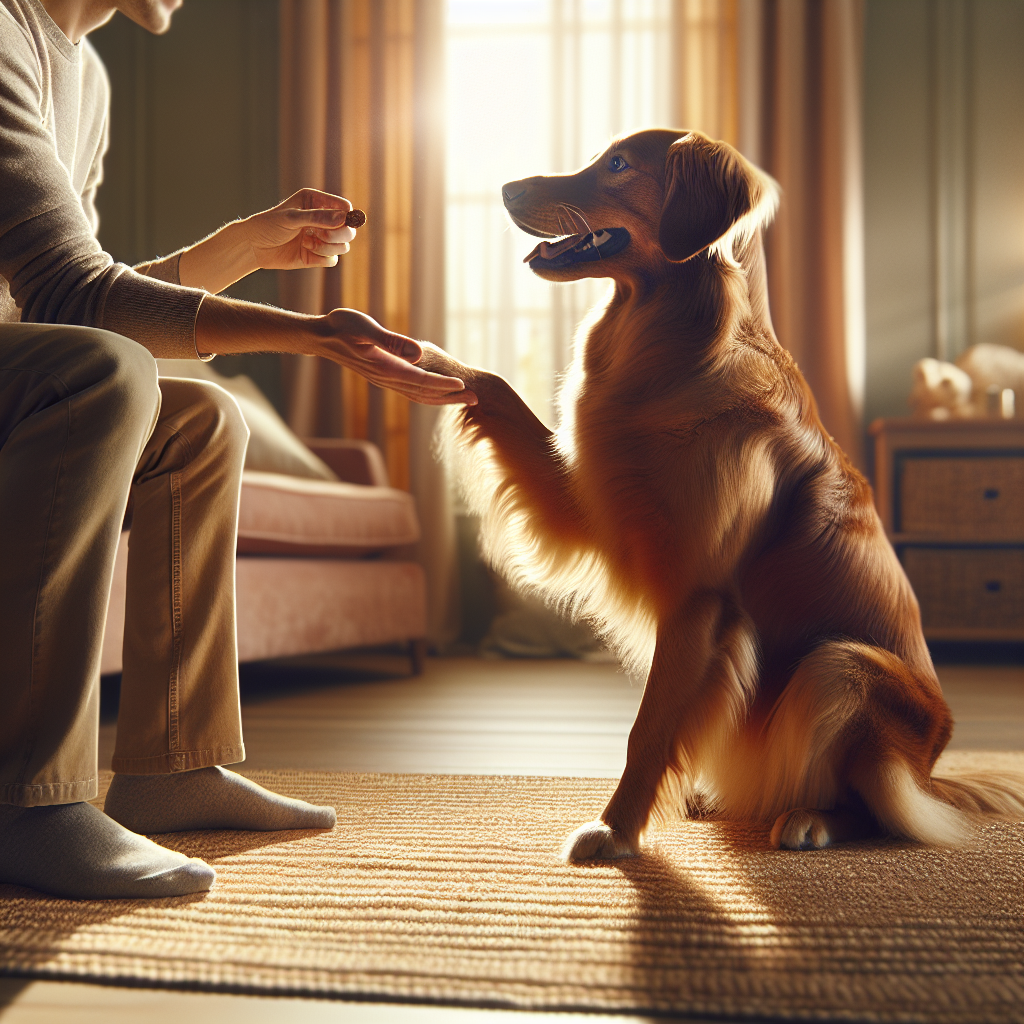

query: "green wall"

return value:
[863, 0, 1024, 425]
[90, 0, 285, 409]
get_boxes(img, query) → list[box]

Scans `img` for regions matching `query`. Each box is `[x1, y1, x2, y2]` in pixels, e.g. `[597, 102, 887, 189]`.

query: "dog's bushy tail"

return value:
[861, 762, 1024, 847]
[929, 771, 1024, 819]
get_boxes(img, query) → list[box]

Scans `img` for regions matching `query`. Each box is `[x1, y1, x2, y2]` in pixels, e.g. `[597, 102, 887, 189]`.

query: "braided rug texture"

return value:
[1, 752, 1022, 1023]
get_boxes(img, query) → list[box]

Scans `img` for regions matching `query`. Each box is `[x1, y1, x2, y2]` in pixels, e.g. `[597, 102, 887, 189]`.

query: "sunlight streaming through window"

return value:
[446, 0, 673, 422]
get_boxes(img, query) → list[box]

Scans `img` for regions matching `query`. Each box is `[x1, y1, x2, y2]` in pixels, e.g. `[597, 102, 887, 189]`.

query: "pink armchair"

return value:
[100, 439, 428, 677]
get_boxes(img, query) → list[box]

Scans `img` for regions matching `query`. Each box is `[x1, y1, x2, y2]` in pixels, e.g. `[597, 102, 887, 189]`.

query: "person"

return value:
[0, 0, 474, 900]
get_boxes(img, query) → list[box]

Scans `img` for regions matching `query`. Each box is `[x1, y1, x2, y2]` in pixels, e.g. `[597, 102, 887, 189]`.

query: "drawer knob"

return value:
[984, 580, 1002, 593]
[983, 488, 1000, 500]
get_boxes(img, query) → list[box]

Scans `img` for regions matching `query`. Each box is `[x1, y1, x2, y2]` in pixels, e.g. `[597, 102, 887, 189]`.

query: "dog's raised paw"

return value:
[561, 820, 638, 862]
[771, 808, 834, 850]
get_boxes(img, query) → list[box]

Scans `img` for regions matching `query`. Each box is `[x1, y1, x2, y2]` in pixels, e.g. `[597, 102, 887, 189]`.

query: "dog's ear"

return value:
[658, 133, 755, 263]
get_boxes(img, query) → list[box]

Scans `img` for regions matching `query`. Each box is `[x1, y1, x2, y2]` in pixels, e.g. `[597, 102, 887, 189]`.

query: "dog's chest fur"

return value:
[563, 298, 776, 593]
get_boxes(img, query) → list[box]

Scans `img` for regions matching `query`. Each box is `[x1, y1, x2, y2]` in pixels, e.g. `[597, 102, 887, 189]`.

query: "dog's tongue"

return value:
[523, 233, 585, 264]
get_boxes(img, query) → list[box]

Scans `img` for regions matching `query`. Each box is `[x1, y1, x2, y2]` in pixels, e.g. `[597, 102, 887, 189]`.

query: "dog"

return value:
[418, 128, 1024, 859]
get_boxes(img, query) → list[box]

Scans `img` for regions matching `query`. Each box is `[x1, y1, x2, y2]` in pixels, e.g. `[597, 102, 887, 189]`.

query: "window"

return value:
[446, 0, 673, 421]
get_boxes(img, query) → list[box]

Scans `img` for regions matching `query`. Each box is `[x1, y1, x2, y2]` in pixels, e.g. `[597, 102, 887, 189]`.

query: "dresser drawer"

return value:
[898, 456, 1024, 539]
[901, 547, 1024, 634]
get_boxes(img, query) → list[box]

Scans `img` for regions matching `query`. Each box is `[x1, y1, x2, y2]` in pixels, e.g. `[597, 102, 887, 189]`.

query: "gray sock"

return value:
[0, 801, 215, 900]
[104, 766, 337, 833]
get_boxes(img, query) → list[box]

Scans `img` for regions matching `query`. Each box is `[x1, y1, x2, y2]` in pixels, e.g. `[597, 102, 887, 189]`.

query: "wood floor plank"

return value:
[0, 979, 679, 1024]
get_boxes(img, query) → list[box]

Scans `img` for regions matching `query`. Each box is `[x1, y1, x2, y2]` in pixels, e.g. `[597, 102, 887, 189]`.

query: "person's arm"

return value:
[177, 189, 356, 295]
[0, 29, 205, 359]
[195, 296, 477, 406]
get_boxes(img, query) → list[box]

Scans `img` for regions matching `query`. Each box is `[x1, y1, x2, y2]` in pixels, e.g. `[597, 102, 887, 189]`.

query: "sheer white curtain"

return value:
[446, 0, 673, 423]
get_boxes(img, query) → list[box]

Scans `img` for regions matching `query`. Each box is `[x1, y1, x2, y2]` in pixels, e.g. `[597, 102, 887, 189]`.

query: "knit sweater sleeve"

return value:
[0, 18, 206, 359]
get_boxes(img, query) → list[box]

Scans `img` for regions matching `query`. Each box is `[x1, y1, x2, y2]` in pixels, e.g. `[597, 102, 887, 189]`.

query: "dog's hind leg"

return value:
[764, 641, 966, 850]
[563, 593, 757, 861]
[770, 802, 876, 850]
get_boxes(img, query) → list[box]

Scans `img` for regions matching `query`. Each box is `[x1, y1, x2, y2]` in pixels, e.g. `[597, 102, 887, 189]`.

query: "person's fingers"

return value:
[345, 344, 466, 391]
[302, 252, 340, 269]
[373, 378, 477, 405]
[377, 332, 422, 362]
[322, 308, 443, 368]
[351, 319, 424, 362]
[286, 188, 352, 212]
[434, 389, 478, 406]
[302, 234, 352, 258]
[391, 390, 478, 407]
[323, 340, 474, 405]
[309, 225, 356, 244]
[285, 207, 349, 229]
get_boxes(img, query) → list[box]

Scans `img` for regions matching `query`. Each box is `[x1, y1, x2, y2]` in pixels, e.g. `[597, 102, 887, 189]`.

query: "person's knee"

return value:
[76, 329, 161, 435]
[204, 383, 250, 462]
[160, 379, 249, 465]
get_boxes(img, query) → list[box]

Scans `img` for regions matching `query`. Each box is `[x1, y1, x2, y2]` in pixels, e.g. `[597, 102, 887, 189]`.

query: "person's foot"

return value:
[104, 766, 337, 833]
[0, 801, 215, 900]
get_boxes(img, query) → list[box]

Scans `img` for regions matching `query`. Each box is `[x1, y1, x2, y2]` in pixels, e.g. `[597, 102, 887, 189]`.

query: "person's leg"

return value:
[103, 378, 335, 832]
[0, 325, 214, 898]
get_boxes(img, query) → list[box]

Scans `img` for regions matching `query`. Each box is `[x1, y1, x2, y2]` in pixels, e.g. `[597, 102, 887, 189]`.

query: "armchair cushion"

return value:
[157, 359, 339, 482]
[237, 471, 420, 556]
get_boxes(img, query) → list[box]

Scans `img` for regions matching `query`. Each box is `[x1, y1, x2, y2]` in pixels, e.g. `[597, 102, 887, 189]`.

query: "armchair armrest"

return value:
[304, 438, 391, 487]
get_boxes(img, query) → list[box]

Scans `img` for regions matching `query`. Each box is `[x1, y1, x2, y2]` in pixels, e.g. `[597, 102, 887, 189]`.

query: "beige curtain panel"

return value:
[277, 0, 458, 646]
[675, 0, 866, 467]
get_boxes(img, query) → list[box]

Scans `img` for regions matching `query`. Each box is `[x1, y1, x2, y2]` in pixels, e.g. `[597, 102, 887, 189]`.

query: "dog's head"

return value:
[502, 128, 779, 282]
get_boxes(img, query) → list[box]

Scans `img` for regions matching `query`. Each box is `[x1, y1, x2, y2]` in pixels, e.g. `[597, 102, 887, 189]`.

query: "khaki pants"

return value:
[0, 323, 249, 807]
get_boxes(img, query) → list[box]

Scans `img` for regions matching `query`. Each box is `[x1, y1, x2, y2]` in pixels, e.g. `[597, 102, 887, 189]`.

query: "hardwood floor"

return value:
[4, 653, 1022, 1024]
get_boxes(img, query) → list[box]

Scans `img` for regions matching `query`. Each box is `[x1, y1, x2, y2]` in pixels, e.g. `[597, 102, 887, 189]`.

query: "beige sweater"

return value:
[0, 0, 205, 358]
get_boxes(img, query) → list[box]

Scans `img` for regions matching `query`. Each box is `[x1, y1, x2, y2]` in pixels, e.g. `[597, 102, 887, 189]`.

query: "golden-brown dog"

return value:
[419, 128, 1024, 859]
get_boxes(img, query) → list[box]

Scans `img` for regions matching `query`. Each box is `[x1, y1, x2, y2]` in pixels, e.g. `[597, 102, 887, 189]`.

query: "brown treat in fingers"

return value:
[346, 209, 366, 228]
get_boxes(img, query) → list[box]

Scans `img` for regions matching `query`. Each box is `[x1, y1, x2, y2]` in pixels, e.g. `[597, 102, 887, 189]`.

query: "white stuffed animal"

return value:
[956, 343, 1024, 416]
[909, 357, 973, 419]
[910, 344, 1023, 418]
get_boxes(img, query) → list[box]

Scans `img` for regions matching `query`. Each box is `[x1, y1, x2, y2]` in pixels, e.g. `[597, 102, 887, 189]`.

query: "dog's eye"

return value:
[608, 154, 629, 173]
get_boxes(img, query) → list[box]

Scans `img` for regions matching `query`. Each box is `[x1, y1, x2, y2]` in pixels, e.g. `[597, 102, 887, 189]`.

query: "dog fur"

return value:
[418, 129, 1024, 859]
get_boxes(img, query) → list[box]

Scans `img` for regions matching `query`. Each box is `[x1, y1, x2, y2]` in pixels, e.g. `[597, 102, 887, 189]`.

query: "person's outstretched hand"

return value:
[313, 309, 478, 406]
[195, 297, 478, 407]
[243, 188, 356, 270]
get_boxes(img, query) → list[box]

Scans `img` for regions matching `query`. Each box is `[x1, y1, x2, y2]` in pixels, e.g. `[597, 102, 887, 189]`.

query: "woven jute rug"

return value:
[1, 752, 1022, 1023]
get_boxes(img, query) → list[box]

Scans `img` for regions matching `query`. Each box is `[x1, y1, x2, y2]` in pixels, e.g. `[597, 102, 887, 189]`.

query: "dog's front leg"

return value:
[419, 343, 586, 546]
[563, 593, 756, 861]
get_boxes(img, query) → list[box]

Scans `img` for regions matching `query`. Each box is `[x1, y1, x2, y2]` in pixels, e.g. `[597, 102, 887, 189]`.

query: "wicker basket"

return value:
[902, 546, 1024, 631]
[899, 457, 1024, 538]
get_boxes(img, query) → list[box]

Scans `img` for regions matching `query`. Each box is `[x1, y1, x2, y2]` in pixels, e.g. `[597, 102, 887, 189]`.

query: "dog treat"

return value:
[346, 209, 366, 228]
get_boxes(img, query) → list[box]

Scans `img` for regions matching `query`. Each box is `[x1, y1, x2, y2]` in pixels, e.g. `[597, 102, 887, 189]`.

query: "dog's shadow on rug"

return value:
[602, 820, 874, 975]
[612, 843, 782, 973]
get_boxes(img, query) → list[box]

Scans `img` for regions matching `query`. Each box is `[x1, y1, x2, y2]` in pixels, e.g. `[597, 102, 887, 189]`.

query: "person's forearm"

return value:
[195, 293, 320, 357]
[179, 221, 258, 295]
[195, 295, 475, 407]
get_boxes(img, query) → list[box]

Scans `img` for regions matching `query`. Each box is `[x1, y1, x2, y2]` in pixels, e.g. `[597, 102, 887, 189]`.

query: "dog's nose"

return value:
[502, 185, 527, 206]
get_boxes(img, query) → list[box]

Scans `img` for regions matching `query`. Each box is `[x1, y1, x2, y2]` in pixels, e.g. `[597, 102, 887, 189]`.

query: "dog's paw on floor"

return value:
[771, 808, 835, 850]
[562, 820, 638, 862]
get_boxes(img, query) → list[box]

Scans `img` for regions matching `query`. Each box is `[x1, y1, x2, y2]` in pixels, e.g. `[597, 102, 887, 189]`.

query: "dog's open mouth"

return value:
[523, 227, 631, 269]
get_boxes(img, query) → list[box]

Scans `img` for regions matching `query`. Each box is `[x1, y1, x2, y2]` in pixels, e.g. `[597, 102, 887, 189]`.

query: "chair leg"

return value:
[409, 638, 427, 676]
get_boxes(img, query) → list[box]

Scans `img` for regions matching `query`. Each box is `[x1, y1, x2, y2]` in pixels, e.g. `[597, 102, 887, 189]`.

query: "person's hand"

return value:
[243, 188, 357, 271]
[313, 309, 479, 406]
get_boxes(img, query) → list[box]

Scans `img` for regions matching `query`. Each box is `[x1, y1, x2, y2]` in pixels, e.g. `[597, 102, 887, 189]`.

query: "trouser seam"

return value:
[168, 468, 183, 763]
[0, 777, 98, 807]
[111, 745, 245, 775]
[18, 393, 72, 789]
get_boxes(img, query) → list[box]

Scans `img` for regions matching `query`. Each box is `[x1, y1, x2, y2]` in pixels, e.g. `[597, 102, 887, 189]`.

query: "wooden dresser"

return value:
[870, 418, 1024, 642]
